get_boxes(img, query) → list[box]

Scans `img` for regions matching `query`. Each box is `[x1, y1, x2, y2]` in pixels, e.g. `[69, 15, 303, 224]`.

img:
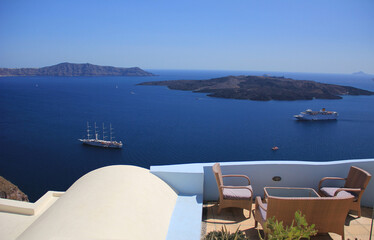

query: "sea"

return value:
[1, 70, 374, 202]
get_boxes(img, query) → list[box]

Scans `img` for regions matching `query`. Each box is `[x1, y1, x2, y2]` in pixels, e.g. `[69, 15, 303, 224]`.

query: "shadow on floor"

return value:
[203, 203, 249, 223]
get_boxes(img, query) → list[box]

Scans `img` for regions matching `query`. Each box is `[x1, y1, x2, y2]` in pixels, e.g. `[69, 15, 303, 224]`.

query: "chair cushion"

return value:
[320, 187, 355, 198]
[222, 186, 252, 200]
[259, 203, 267, 221]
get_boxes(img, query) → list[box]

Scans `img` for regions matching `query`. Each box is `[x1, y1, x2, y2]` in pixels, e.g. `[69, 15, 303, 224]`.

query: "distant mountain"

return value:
[139, 75, 374, 101]
[0, 62, 155, 77]
[352, 71, 370, 76]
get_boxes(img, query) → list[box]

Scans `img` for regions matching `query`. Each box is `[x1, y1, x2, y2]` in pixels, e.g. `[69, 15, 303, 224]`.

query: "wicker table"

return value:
[264, 187, 320, 200]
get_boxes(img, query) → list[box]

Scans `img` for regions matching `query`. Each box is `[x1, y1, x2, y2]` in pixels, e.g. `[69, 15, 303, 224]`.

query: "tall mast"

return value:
[94, 122, 98, 140]
[102, 123, 107, 141]
[110, 123, 114, 142]
[86, 121, 91, 139]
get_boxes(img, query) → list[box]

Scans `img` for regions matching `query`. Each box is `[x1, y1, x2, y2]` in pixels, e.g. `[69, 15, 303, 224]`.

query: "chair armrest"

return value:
[255, 196, 267, 211]
[222, 174, 251, 185]
[334, 188, 361, 196]
[220, 185, 253, 195]
[318, 177, 346, 190]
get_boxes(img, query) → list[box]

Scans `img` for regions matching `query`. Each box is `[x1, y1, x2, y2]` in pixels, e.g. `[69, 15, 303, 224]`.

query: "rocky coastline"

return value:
[0, 176, 29, 202]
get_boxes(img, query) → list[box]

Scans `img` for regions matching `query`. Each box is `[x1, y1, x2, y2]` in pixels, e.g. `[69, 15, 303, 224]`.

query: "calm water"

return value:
[1, 70, 374, 201]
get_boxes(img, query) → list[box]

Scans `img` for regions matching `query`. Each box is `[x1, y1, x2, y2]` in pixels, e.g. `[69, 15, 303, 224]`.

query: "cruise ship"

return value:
[79, 122, 123, 149]
[294, 108, 338, 121]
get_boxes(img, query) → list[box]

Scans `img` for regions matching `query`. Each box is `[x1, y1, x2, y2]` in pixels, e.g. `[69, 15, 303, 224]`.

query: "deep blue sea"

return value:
[1, 70, 374, 201]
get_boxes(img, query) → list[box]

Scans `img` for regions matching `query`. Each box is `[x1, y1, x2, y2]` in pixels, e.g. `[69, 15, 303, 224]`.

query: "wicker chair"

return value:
[318, 166, 371, 217]
[254, 195, 354, 240]
[212, 163, 253, 217]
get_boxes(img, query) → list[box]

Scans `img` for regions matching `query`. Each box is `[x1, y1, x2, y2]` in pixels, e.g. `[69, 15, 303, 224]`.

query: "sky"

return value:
[0, 0, 373, 74]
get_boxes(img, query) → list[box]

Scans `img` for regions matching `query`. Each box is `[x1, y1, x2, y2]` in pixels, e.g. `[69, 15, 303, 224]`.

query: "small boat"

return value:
[79, 122, 123, 149]
[272, 146, 279, 151]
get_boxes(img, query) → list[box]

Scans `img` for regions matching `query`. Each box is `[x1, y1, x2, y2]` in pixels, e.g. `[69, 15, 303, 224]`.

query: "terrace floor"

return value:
[202, 202, 373, 240]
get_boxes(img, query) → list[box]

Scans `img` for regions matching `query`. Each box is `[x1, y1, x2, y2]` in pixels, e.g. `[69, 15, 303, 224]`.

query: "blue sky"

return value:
[0, 0, 373, 73]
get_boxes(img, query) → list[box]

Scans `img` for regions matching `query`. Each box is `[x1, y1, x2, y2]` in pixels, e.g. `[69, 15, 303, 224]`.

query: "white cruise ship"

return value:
[294, 108, 338, 121]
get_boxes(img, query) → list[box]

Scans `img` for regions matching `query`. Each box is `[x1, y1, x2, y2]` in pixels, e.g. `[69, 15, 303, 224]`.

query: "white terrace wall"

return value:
[203, 159, 374, 207]
[152, 159, 374, 207]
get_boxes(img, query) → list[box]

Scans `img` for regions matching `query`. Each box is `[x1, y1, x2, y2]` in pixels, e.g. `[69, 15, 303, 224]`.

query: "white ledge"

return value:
[0, 191, 64, 215]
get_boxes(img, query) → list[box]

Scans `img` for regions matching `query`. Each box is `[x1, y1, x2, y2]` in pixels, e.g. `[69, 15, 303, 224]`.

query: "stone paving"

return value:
[202, 202, 373, 240]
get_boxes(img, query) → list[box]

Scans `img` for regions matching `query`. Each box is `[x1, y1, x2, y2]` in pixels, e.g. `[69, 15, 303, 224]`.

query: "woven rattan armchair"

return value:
[318, 166, 371, 217]
[212, 163, 253, 217]
[254, 195, 354, 240]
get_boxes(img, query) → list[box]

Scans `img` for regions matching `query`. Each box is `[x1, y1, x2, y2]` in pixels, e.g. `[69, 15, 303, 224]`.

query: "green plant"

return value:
[204, 225, 247, 240]
[258, 210, 317, 240]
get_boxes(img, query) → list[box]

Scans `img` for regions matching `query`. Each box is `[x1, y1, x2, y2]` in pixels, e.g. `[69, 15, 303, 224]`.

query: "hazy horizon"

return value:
[0, 0, 373, 74]
[1, 62, 373, 76]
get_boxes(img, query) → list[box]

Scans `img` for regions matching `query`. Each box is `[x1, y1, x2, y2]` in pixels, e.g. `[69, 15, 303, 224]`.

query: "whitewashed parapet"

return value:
[150, 159, 374, 207]
[0, 191, 64, 215]
[151, 164, 204, 195]
[203, 159, 374, 207]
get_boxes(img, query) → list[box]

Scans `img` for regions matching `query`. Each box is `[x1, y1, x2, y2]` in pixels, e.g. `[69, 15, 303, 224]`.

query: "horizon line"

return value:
[0, 62, 373, 76]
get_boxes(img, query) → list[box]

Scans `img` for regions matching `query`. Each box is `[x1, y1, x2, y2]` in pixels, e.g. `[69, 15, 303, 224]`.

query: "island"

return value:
[0, 62, 155, 77]
[139, 75, 374, 101]
[352, 71, 369, 75]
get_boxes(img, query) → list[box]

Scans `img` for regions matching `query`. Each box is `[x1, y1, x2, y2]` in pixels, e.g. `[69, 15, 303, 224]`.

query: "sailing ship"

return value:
[79, 122, 123, 149]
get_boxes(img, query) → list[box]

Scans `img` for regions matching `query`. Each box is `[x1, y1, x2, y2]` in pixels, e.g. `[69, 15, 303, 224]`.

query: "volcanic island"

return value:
[0, 62, 155, 77]
[139, 75, 374, 101]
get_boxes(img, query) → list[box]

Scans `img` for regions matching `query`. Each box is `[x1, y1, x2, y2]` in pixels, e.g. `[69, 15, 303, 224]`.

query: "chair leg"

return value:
[254, 220, 258, 228]
[352, 203, 362, 218]
[245, 197, 253, 218]
[357, 205, 361, 218]
[217, 204, 222, 214]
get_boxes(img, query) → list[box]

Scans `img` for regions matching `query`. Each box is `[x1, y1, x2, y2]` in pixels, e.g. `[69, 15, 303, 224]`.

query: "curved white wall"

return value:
[17, 165, 178, 240]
